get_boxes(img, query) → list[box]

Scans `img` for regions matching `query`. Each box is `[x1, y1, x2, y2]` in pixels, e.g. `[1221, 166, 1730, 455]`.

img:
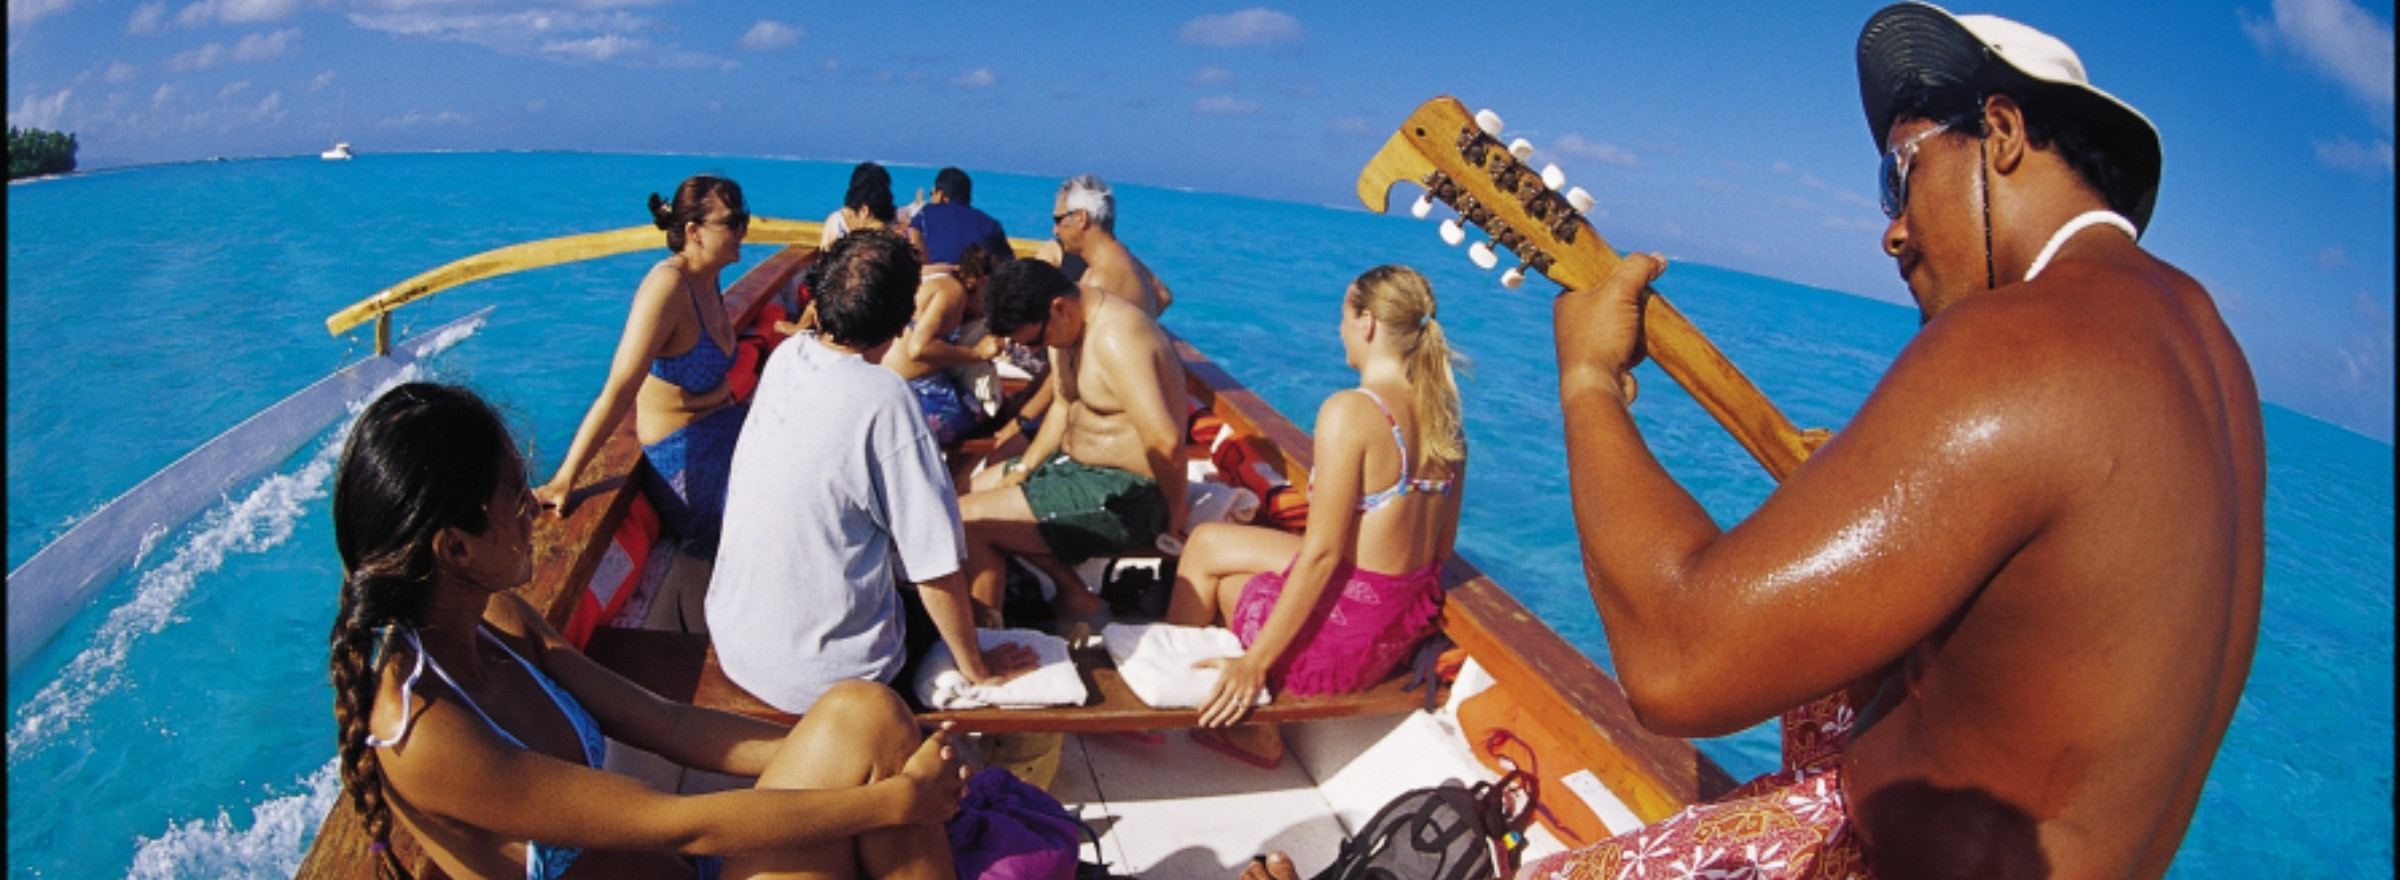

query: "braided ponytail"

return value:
[1347, 265, 1468, 472]
[328, 382, 513, 878]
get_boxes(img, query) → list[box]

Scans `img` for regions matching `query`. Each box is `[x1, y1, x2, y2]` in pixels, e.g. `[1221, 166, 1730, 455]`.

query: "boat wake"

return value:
[126, 758, 342, 879]
[6, 361, 439, 760]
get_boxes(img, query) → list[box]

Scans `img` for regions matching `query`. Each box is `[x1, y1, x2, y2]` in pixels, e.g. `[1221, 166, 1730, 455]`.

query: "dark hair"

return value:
[813, 227, 921, 347]
[953, 243, 1004, 320]
[1888, 84, 2143, 223]
[844, 161, 896, 224]
[329, 382, 516, 879]
[647, 175, 745, 255]
[985, 258, 1076, 339]
[933, 166, 972, 204]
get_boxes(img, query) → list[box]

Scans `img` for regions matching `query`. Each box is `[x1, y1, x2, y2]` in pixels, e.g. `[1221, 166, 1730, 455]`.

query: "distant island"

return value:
[10, 126, 78, 179]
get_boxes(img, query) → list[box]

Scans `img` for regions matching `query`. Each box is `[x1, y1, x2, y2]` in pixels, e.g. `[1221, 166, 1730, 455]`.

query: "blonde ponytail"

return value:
[1347, 265, 1468, 472]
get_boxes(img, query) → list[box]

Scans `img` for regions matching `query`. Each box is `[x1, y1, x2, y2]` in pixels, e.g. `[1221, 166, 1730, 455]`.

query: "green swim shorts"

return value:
[1015, 454, 1168, 564]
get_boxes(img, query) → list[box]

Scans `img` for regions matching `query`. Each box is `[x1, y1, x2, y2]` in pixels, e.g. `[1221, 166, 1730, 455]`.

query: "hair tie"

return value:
[1418, 314, 1432, 330]
[370, 842, 389, 852]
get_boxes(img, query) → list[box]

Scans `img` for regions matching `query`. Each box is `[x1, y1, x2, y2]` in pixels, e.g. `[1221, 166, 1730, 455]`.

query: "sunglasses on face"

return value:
[702, 210, 750, 233]
[1052, 209, 1082, 226]
[1879, 115, 1974, 220]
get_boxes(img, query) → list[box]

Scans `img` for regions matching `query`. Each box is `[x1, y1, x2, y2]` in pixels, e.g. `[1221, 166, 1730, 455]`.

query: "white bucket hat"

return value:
[1857, 2, 2162, 233]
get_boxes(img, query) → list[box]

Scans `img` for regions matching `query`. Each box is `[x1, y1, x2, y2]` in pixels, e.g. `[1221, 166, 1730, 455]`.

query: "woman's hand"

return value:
[1194, 653, 1269, 728]
[973, 335, 1005, 361]
[1555, 252, 1666, 406]
[531, 478, 572, 516]
[894, 722, 968, 825]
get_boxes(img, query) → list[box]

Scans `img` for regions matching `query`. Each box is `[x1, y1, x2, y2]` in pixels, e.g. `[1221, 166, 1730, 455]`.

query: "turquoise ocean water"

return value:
[7, 153, 2391, 877]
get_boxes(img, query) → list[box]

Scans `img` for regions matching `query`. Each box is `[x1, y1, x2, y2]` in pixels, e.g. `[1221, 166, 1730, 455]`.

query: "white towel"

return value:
[1186, 480, 1260, 526]
[912, 629, 1088, 710]
[1101, 622, 1274, 710]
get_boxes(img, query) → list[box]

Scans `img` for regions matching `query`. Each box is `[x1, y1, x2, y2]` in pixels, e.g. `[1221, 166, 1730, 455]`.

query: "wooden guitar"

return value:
[1357, 95, 1829, 482]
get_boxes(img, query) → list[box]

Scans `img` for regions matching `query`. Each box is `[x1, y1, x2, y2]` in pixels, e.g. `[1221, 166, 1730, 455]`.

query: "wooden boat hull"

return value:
[297, 239, 1733, 879]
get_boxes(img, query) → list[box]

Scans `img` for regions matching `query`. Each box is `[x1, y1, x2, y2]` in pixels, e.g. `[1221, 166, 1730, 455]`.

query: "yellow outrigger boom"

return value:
[324, 218, 826, 352]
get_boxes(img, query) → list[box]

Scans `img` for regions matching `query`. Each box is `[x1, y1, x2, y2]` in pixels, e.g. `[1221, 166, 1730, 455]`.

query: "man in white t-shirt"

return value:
[707, 228, 1033, 713]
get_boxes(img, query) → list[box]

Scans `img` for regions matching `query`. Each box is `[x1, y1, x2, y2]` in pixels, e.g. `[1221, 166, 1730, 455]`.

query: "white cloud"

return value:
[2314, 136, 2395, 173]
[166, 41, 228, 71]
[216, 0, 300, 23]
[541, 33, 640, 61]
[231, 27, 298, 61]
[951, 67, 995, 89]
[249, 89, 283, 121]
[307, 69, 335, 92]
[172, 1, 210, 29]
[9, 87, 71, 129]
[1189, 65, 1233, 85]
[105, 60, 137, 82]
[378, 109, 470, 128]
[151, 82, 176, 107]
[7, 0, 77, 28]
[127, 1, 165, 34]
[1177, 8, 1302, 48]
[1548, 133, 1640, 167]
[352, 9, 725, 68]
[1194, 95, 1258, 115]
[2317, 244, 2353, 271]
[820, 57, 839, 73]
[1327, 115, 1370, 135]
[219, 79, 250, 98]
[737, 19, 798, 52]
[2242, 0, 2396, 123]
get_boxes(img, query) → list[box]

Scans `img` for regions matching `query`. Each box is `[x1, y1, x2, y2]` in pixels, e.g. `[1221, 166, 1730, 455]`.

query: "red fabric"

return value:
[726, 302, 789, 404]
[563, 493, 658, 649]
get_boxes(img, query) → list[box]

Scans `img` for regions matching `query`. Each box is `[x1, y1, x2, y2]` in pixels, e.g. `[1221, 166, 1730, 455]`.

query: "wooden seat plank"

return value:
[580, 625, 1440, 733]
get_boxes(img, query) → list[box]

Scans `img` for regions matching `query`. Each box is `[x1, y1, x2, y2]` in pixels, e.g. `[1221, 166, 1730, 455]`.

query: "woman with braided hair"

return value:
[331, 382, 967, 880]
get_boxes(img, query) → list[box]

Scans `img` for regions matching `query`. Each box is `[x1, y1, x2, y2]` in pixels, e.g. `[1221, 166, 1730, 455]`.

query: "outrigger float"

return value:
[299, 95, 1833, 880]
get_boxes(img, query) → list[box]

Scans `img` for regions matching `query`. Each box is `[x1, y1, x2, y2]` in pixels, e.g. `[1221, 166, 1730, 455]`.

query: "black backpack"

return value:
[1308, 773, 1533, 880]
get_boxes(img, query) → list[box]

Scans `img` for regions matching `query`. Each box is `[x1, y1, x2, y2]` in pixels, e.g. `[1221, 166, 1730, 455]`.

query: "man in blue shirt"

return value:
[908, 167, 1011, 266]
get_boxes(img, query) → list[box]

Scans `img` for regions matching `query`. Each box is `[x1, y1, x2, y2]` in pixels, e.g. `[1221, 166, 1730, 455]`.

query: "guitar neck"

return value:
[1360, 95, 1819, 482]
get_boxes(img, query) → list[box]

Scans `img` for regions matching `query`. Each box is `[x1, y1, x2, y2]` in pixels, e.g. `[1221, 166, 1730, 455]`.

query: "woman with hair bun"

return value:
[536, 175, 750, 560]
[1165, 265, 1469, 768]
[818, 161, 903, 251]
[333, 382, 964, 880]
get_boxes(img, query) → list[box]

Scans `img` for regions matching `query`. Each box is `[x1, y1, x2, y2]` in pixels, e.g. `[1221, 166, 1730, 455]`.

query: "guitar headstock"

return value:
[1357, 95, 1620, 293]
[1357, 95, 1827, 481]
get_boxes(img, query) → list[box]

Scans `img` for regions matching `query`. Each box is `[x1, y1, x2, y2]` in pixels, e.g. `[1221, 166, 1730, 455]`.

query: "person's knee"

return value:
[810, 680, 919, 755]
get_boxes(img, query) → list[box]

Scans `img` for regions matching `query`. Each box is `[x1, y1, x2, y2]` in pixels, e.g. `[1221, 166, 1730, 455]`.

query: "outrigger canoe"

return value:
[300, 95, 1843, 878]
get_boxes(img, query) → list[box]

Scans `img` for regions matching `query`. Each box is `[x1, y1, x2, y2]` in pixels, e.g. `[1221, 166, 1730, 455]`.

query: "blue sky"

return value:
[9, 1, 2393, 440]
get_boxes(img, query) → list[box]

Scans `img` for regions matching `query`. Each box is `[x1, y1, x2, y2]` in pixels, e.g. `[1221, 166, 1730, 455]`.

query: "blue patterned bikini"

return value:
[644, 274, 748, 557]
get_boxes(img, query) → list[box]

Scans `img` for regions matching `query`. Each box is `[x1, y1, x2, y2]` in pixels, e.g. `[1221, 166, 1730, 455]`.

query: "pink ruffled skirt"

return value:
[1227, 558, 1443, 696]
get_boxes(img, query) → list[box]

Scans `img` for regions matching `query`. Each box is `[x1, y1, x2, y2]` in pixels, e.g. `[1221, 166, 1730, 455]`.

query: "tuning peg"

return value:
[1540, 163, 1566, 190]
[1508, 138, 1535, 161]
[1565, 186, 1595, 214]
[1500, 266, 1527, 289]
[1439, 218, 1466, 246]
[1410, 193, 1435, 219]
[1474, 109, 1504, 137]
[1467, 240, 1499, 269]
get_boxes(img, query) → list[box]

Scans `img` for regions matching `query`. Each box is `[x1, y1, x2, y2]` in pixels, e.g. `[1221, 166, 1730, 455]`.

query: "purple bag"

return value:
[947, 767, 1083, 880]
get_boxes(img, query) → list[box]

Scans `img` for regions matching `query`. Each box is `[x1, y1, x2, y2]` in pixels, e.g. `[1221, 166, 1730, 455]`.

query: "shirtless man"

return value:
[959, 258, 1189, 622]
[1052, 174, 1173, 315]
[1251, 6, 2261, 880]
[977, 176, 1180, 470]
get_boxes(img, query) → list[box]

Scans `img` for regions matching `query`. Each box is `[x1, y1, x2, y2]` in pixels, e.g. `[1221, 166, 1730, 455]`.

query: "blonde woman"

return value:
[1166, 265, 1467, 766]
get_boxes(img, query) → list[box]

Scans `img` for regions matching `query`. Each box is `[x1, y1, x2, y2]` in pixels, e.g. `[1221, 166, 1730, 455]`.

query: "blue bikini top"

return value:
[648, 272, 736, 395]
[364, 626, 605, 880]
[1349, 387, 1455, 513]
